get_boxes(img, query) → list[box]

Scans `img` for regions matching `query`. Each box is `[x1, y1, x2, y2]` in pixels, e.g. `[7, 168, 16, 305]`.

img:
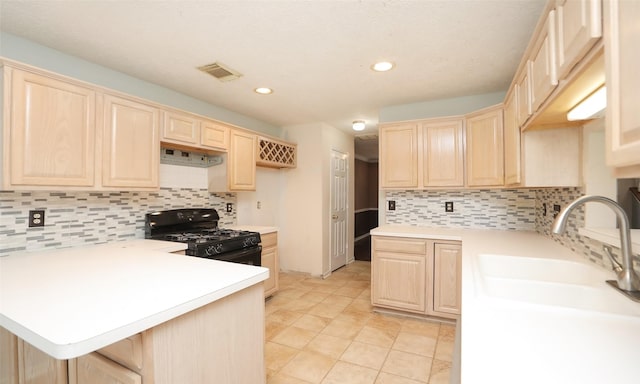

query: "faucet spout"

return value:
[551, 195, 640, 292]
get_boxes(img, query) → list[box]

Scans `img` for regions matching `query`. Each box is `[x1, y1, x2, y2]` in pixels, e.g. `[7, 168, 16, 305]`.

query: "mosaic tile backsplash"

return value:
[0, 188, 236, 255]
[385, 189, 537, 230]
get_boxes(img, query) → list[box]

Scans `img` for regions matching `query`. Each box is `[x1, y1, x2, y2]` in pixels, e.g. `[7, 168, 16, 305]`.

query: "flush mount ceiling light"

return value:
[567, 86, 607, 121]
[371, 61, 395, 72]
[352, 120, 366, 131]
[254, 87, 273, 95]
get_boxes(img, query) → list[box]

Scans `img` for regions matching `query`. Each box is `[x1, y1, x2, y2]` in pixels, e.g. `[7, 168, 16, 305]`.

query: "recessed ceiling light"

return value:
[352, 120, 366, 131]
[371, 61, 395, 72]
[254, 87, 273, 95]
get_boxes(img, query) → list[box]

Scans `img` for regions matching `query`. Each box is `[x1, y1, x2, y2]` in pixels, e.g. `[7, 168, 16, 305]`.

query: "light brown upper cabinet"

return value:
[604, 0, 640, 176]
[4, 67, 97, 189]
[465, 105, 505, 187]
[162, 111, 200, 146]
[530, 9, 558, 112]
[379, 117, 463, 189]
[200, 120, 229, 151]
[379, 123, 419, 189]
[3, 65, 160, 191]
[229, 129, 257, 190]
[505, 0, 605, 131]
[208, 129, 257, 192]
[515, 65, 532, 127]
[256, 136, 297, 169]
[161, 110, 232, 152]
[102, 94, 160, 189]
[555, 0, 602, 80]
[503, 89, 522, 185]
[421, 118, 465, 187]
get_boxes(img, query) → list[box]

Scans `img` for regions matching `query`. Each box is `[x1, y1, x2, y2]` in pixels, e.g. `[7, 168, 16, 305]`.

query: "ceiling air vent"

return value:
[197, 62, 242, 82]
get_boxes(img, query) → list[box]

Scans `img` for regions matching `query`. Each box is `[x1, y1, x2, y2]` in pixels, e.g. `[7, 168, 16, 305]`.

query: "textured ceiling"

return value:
[0, 0, 545, 140]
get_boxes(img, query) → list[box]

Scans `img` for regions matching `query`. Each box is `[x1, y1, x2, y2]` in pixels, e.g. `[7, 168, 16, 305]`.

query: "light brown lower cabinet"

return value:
[69, 353, 141, 384]
[261, 232, 279, 298]
[1, 283, 265, 384]
[371, 235, 461, 320]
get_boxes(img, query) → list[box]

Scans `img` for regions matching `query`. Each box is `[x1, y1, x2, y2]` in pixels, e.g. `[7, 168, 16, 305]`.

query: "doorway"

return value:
[354, 135, 379, 261]
[330, 149, 348, 271]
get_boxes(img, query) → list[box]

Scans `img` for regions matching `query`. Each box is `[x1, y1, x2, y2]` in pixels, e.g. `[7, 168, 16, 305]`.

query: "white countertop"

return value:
[0, 240, 268, 360]
[372, 225, 640, 384]
[100, 238, 188, 253]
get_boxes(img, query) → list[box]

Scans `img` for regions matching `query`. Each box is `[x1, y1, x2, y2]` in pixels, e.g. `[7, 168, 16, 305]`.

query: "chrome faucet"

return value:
[552, 195, 640, 292]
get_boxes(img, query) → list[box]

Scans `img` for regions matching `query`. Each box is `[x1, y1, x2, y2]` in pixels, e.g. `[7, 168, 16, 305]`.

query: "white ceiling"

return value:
[0, 0, 545, 140]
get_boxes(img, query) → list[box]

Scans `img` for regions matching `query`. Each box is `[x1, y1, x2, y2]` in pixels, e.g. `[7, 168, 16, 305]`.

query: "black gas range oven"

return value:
[145, 208, 261, 266]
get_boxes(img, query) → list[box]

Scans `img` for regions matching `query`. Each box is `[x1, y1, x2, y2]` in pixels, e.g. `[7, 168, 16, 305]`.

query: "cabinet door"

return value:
[379, 123, 419, 188]
[228, 129, 256, 191]
[422, 119, 464, 187]
[556, 0, 602, 80]
[17, 339, 67, 384]
[261, 233, 279, 298]
[465, 106, 504, 187]
[604, 0, 640, 169]
[372, 237, 427, 314]
[102, 95, 159, 189]
[69, 353, 141, 384]
[262, 246, 278, 297]
[432, 243, 462, 317]
[516, 64, 532, 127]
[1, 327, 18, 384]
[503, 90, 521, 185]
[8, 68, 96, 187]
[161, 111, 199, 145]
[200, 120, 229, 150]
[530, 10, 558, 112]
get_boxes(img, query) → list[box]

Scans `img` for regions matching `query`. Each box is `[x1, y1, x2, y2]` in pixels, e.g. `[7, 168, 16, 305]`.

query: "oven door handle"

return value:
[212, 245, 262, 263]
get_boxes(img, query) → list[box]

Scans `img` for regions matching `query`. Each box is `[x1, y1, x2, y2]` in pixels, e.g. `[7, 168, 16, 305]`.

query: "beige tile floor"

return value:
[265, 261, 455, 384]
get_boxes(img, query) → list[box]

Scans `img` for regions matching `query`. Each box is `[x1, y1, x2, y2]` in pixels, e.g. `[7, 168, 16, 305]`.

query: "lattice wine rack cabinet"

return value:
[257, 136, 297, 168]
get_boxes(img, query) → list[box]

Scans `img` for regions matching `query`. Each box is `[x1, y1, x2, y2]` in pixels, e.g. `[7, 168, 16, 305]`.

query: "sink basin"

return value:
[473, 253, 640, 318]
[477, 254, 607, 286]
[480, 277, 640, 317]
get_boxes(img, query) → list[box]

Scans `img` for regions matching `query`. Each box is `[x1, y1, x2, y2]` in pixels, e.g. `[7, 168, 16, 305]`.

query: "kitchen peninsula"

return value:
[0, 240, 268, 383]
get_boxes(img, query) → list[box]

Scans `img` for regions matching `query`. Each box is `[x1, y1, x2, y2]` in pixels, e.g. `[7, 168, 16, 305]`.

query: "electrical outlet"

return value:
[388, 200, 396, 211]
[553, 204, 561, 218]
[257, 201, 261, 209]
[28, 210, 45, 227]
[445, 201, 454, 212]
[226, 203, 233, 213]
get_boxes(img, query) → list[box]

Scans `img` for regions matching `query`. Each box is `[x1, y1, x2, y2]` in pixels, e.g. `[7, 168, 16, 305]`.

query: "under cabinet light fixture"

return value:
[352, 120, 366, 131]
[567, 86, 607, 121]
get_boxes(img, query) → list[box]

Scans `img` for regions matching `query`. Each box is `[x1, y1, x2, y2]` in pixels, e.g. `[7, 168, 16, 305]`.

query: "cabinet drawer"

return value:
[97, 333, 143, 373]
[261, 232, 277, 248]
[373, 237, 427, 255]
[70, 353, 141, 384]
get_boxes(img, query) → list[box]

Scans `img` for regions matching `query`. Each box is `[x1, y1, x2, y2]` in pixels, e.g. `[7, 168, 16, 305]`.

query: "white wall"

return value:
[236, 167, 283, 226]
[278, 123, 355, 277]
